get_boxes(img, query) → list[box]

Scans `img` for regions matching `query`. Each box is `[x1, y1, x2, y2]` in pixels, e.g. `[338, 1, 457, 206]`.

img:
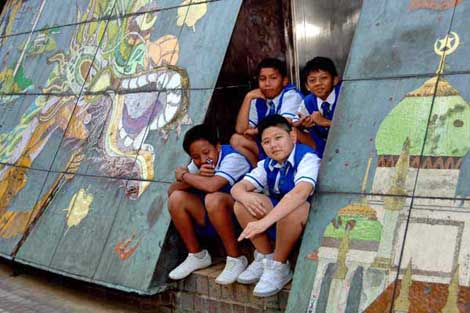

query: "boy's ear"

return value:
[289, 128, 297, 143]
[282, 76, 289, 86]
[333, 76, 340, 86]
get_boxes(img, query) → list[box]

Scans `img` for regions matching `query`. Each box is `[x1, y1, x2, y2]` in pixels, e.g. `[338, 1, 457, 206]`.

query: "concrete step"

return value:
[174, 262, 290, 313]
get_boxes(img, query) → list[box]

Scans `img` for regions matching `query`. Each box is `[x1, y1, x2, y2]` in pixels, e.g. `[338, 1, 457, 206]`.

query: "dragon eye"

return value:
[80, 60, 94, 80]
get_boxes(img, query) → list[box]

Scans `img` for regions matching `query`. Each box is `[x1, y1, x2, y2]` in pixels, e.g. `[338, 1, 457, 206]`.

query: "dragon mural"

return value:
[0, 0, 199, 241]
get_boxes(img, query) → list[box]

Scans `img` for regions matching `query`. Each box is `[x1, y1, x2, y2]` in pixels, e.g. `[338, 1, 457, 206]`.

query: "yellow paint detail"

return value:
[64, 189, 93, 228]
[177, 0, 208, 31]
[146, 35, 179, 67]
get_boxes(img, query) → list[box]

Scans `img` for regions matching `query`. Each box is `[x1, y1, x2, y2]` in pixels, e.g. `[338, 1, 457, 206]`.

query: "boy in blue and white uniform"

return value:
[168, 124, 251, 285]
[231, 58, 303, 166]
[231, 115, 321, 297]
[294, 56, 341, 157]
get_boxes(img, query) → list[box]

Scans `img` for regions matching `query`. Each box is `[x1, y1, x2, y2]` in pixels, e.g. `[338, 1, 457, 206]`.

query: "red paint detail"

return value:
[307, 249, 319, 261]
[409, 0, 463, 11]
[115, 233, 143, 260]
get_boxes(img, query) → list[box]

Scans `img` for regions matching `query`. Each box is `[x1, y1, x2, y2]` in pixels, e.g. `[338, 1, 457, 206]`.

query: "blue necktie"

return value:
[268, 100, 276, 116]
[321, 102, 331, 118]
[278, 164, 289, 189]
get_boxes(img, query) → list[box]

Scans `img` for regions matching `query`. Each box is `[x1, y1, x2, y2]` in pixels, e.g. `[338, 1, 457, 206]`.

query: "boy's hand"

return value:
[296, 113, 315, 128]
[245, 88, 266, 101]
[311, 112, 331, 127]
[243, 127, 258, 138]
[175, 167, 189, 182]
[199, 164, 215, 177]
[240, 193, 267, 218]
[238, 219, 271, 241]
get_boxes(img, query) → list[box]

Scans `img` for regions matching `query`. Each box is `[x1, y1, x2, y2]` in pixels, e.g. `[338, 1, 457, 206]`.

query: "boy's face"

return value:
[188, 139, 220, 168]
[258, 67, 288, 99]
[305, 70, 339, 101]
[260, 126, 296, 163]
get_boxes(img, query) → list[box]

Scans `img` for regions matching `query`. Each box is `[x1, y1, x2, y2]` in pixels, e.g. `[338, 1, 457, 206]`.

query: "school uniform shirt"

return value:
[248, 85, 303, 128]
[297, 83, 341, 119]
[297, 82, 342, 157]
[187, 145, 251, 193]
[243, 144, 321, 197]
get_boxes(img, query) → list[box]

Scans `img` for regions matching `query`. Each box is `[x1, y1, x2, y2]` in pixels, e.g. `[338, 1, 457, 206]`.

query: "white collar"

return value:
[269, 145, 297, 170]
[267, 91, 282, 106]
[317, 87, 337, 107]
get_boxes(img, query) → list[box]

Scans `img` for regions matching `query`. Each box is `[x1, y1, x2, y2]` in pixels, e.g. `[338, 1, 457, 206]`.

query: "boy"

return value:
[231, 115, 321, 297]
[231, 58, 303, 166]
[167, 124, 251, 284]
[294, 56, 341, 157]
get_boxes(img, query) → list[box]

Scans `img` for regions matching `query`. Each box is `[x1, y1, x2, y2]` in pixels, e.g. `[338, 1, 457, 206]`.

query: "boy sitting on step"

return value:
[231, 115, 320, 297]
[231, 58, 304, 166]
[167, 124, 251, 285]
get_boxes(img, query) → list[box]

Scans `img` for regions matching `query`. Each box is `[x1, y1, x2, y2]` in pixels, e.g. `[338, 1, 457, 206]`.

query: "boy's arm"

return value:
[180, 168, 229, 193]
[235, 89, 265, 134]
[238, 182, 313, 240]
[231, 180, 268, 218]
[311, 112, 332, 127]
[168, 181, 192, 196]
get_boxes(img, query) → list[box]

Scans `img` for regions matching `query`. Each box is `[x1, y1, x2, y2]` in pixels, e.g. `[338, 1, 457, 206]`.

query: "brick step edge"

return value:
[174, 263, 289, 312]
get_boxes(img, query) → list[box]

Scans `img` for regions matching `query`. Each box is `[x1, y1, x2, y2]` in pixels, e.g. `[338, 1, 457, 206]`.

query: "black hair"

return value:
[256, 58, 287, 78]
[302, 56, 338, 81]
[183, 124, 219, 154]
[257, 114, 292, 140]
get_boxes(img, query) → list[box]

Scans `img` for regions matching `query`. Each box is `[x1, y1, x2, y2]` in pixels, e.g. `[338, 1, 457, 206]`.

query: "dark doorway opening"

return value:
[203, 0, 294, 144]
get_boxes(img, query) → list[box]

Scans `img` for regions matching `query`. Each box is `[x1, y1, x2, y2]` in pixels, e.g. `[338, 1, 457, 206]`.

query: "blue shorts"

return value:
[189, 189, 241, 238]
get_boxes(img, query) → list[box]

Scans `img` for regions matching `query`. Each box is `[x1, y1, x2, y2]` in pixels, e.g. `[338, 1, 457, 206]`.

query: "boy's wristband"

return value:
[181, 171, 189, 182]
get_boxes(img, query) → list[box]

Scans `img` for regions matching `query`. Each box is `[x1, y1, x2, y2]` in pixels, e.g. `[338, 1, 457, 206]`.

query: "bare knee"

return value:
[205, 193, 220, 215]
[230, 133, 244, 149]
[234, 201, 248, 218]
[168, 190, 188, 214]
[278, 203, 310, 229]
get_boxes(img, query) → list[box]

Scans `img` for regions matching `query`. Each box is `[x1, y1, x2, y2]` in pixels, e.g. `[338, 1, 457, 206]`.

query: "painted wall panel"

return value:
[0, 0, 242, 294]
[344, 0, 454, 80]
[288, 1, 470, 312]
[0, 0, 42, 37]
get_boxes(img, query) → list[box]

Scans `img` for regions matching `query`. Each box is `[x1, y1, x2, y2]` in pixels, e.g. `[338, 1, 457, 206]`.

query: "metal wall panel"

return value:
[293, 0, 362, 81]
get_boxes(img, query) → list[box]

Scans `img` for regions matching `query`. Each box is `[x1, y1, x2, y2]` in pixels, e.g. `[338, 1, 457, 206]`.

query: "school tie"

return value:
[268, 100, 276, 116]
[321, 101, 331, 118]
[278, 163, 289, 188]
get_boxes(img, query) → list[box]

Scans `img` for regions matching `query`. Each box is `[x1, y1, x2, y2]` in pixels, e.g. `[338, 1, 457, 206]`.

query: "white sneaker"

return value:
[169, 250, 212, 280]
[253, 259, 292, 297]
[237, 250, 273, 284]
[215, 255, 248, 285]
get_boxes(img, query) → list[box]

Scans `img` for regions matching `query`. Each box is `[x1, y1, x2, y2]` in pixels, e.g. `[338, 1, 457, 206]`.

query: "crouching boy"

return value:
[231, 115, 320, 297]
[168, 124, 251, 284]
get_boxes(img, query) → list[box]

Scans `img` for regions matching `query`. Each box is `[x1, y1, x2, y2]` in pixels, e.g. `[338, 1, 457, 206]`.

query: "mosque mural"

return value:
[0, 0, 242, 293]
[305, 25, 470, 313]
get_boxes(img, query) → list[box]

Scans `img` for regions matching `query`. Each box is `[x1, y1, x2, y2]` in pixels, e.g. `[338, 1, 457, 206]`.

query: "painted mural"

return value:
[287, 0, 470, 312]
[0, 0, 242, 293]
